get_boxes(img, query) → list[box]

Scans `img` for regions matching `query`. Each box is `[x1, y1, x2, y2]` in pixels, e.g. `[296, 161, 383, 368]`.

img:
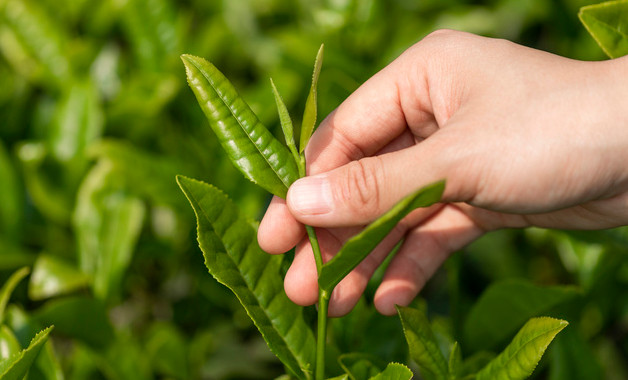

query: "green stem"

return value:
[306, 225, 323, 273]
[316, 289, 330, 380]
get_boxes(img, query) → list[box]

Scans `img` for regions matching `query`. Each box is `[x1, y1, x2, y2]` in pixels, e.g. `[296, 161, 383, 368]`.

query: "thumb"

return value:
[286, 134, 463, 227]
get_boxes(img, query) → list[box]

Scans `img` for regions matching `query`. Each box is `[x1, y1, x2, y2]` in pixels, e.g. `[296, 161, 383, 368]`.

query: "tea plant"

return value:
[179, 45, 571, 379]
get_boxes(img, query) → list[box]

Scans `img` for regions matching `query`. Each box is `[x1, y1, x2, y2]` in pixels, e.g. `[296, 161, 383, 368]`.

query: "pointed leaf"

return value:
[270, 78, 299, 162]
[463, 280, 577, 352]
[476, 317, 568, 380]
[338, 353, 384, 380]
[0, 326, 53, 380]
[397, 306, 448, 380]
[181, 55, 298, 198]
[448, 342, 462, 379]
[177, 176, 315, 379]
[319, 181, 444, 293]
[368, 363, 413, 380]
[0, 325, 21, 363]
[0, 268, 30, 325]
[29, 254, 90, 301]
[299, 44, 324, 153]
[579, 0, 628, 58]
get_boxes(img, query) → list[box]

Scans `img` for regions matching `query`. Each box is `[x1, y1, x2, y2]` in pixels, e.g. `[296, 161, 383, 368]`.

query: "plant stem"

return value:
[316, 289, 330, 380]
[306, 225, 323, 273]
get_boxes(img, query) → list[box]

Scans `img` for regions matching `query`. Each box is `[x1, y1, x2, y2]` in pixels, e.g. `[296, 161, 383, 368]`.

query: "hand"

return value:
[257, 30, 628, 316]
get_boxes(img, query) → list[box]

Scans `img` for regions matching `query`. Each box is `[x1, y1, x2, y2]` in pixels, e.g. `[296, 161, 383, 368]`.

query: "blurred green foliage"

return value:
[0, 0, 626, 378]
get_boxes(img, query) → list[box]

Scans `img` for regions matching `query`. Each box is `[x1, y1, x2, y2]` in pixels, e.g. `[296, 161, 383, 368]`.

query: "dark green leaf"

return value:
[299, 44, 324, 153]
[463, 280, 578, 352]
[0, 141, 22, 239]
[579, 0, 628, 58]
[338, 353, 384, 380]
[319, 181, 445, 293]
[549, 327, 603, 380]
[34, 297, 114, 348]
[181, 55, 299, 198]
[476, 317, 568, 380]
[34, 340, 65, 380]
[177, 176, 315, 379]
[0, 326, 53, 380]
[29, 254, 90, 301]
[0, 267, 29, 325]
[396, 305, 448, 380]
[368, 363, 413, 380]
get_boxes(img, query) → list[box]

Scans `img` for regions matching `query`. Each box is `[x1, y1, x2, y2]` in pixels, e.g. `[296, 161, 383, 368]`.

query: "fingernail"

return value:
[288, 175, 333, 215]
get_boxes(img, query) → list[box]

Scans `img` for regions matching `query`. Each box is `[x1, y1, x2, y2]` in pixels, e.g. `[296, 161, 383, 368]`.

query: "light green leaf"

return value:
[34, 297, 114, 349]
[299, 44, 324, 153]
[181, 54, 299, 198]
[338, 353, 384, 380]
[177, 176, 315, 379]
[463, 280, 578, 352]
[74, 162, 145, 301]
[0, 326, 53, 380]
[0, 268, 29, 325]
[396, 305, 448, 380]
[318, 181, 445, 293]
[0, 325, 21, 362]
[448, 342, 462, 379]
[476, 317, 568, 380]
[28, 254, 90, 301]
[368, 363, 413, 380]
[270, 78, 299, 164]
[579, 0, 628, 58]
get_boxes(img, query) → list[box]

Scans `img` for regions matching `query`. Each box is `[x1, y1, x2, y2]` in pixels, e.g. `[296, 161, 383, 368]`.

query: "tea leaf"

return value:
[270, 78, 299, 163]
[0, 325, 21, 362]
[299, 44, 324, 153]
[448, 342, 462, 379]
[338, 353, 385, 380]
[0, 267, 29, 325]
[476, 317, 568, 380]
[318, 181, 444, 293]
[28, 254, 90, 301]
[397, 306, 448, 380]
[181, 55, 299, 198]
[177, 176, 315, 379]
[368, 363, 413, 380]
[0, 326, 53, 380]
[463, 280, 578, 352]
[579, 0, 628, 58]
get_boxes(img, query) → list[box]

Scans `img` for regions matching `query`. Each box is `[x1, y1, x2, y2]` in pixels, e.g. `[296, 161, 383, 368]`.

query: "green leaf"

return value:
[0, 325, 21, 362]
[74, 162, 145, 301]
[28, 254, 90, 301]
[318, 181, 444, 293]
[476, 317, 568, 380]
[338, 353, 384, 380]
[34, 297, 114, 348]
[463, 280, 578, 352]
[146, 322, 189, 379]
[0, 267, 29, 325]
[34, 340, 65, 380]
[299, 44, 324, 153]
[0, 140, 22, 240]
[270, 78, 299, 164]
[579, 0, 628, 58]
[181, 54, 299, 198]
[448, 342, 462, 379]
[177, 176, 315, 379]
[368, 363, 413, 380]
[396, 305, 448, 380]
[0, 326, 53, 380]
[548, 327, 602, 380]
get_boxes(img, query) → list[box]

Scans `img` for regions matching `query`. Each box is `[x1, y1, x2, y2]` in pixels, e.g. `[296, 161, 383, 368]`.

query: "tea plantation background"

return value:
[1, 0, 626, 378]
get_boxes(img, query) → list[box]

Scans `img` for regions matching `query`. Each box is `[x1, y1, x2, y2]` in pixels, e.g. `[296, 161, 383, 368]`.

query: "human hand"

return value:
[257, 30, 628, 316]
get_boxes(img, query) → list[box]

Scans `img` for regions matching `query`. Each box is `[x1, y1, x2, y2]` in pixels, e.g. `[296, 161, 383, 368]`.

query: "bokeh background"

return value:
[1, 0, 626, 378]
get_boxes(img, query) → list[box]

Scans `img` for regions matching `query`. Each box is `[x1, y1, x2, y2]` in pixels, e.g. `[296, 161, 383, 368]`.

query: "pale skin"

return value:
[257, 30, 628, 317]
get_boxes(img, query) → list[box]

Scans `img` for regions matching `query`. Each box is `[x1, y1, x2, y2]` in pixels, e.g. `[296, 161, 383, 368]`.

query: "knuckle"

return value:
[337, 158, 384, 220]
